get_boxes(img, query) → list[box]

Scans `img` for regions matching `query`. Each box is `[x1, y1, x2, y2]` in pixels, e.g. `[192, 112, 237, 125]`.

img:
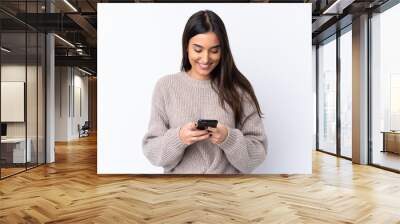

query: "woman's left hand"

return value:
[207, 123, 228, 145]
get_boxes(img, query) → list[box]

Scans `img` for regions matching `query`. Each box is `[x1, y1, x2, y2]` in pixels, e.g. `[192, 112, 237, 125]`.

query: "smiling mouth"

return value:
[198, 63, 212, 70]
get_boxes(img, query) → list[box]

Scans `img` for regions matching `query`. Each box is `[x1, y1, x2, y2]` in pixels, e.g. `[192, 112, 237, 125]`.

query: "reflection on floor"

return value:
[0, 167, 25, 178]
[0, 163, 40, 178]
[341, 148, 352, 158]
[373, 150, 400, 171]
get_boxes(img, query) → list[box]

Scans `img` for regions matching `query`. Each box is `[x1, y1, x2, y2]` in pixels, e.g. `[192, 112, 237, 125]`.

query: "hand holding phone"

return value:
[196, 119, 218, 130]
[179, 122, 210, 145]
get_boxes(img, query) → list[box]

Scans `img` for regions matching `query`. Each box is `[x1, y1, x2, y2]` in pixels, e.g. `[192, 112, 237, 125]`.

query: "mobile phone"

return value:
[197, 119, 218, 130]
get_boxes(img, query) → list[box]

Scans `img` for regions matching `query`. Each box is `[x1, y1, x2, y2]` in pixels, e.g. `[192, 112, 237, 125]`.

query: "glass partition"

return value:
[27, 31, 38, 169]
[1, 31, 28, 177]
[317, 36, 337, 155]
[0, 1, 46, 179]
[38, 32, 45, 165]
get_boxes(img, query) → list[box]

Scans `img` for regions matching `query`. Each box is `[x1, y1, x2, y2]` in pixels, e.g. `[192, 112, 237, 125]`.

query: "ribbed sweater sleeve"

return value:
[217, 95, 267, 173]
[142, 79, 188, 170]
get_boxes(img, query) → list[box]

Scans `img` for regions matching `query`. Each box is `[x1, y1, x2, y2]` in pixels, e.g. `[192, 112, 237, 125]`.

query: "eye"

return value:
[193, 47, 202, 53]
[210, 49, 219, 54]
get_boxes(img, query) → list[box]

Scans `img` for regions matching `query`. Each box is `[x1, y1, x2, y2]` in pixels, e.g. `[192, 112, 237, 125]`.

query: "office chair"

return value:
[79, 121, 90, 138]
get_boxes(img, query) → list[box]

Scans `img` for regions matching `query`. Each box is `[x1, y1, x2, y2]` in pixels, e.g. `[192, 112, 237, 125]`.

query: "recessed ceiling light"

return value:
[54, 34, 75, 48]
[322, 0, 354, 15]
[78, 67, 93, 76]
[1, 47, 11, 53]
[63, 0, 78, 12]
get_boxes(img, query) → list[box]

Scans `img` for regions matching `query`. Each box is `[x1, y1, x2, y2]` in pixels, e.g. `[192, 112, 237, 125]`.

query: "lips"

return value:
[198, 62, 212, 70]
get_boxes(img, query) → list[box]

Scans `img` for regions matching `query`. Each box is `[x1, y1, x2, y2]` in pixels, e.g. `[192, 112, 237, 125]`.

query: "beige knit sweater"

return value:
[142, 71, 267, 174]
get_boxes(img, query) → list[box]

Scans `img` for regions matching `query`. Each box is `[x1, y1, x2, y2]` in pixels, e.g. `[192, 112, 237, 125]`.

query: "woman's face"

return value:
[187, 32, 221, 79]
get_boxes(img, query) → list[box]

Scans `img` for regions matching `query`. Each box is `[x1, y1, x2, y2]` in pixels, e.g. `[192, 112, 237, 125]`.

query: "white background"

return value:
[98, 3, 312, 174]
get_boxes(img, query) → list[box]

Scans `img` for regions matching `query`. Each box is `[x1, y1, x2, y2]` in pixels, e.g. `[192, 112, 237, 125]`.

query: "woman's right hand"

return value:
[179, 121, 210, 145]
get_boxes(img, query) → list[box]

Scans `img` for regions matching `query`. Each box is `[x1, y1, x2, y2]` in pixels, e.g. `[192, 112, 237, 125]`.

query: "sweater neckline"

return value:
[181, 71, 212, 87]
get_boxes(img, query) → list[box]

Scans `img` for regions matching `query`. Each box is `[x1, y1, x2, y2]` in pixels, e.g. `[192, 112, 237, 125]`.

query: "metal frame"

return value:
[44, 0, 47, 165]
[316, 44, 319, 151]
[336, 27, 341, 157]
[25, 1, 28, 171]
[315, 22, 353, 162]
[367, 10, 373, 166]
[374, 0, 400, 13]
[36, 1, 39, 168]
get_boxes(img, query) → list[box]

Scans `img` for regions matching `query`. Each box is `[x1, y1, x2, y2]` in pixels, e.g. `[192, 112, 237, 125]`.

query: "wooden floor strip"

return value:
[0, 134, 400, 223]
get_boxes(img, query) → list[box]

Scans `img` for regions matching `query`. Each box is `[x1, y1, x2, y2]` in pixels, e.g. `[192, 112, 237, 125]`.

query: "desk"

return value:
[1, 138, 31, 163]
[381, 131, 400, 154]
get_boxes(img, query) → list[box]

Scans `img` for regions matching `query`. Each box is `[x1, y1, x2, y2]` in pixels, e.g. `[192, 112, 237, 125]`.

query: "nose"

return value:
[199, 51, 210, 64]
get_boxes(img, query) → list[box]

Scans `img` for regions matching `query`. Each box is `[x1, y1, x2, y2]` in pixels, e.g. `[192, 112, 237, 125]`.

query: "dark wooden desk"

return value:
[381, 131, 400, 154]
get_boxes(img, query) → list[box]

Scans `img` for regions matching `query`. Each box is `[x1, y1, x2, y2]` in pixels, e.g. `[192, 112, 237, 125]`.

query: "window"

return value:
[318, 36, 337, 154]
[340, 29, 352, 158]
[371, 2, 400, 171]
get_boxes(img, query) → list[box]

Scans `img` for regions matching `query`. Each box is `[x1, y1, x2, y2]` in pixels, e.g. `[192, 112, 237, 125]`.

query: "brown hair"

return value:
[181, 10, 263, 126]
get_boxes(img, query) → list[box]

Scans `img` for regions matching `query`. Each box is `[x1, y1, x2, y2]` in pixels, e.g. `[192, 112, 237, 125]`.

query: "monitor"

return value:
[1, 123, 7, 137]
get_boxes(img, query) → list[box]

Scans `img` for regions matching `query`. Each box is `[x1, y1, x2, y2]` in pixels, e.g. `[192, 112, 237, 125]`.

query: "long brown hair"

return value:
[181, 10, 263, 127]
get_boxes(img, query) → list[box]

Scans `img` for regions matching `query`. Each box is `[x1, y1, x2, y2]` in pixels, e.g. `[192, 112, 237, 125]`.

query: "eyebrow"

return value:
[193, 44, 220, 49]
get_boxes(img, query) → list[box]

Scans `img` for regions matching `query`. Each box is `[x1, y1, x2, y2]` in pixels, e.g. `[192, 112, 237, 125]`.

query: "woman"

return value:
[142, 10, 267, 174]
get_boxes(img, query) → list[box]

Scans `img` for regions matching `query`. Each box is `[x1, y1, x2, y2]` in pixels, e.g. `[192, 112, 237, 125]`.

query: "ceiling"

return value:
[0, 0, 394, 75]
